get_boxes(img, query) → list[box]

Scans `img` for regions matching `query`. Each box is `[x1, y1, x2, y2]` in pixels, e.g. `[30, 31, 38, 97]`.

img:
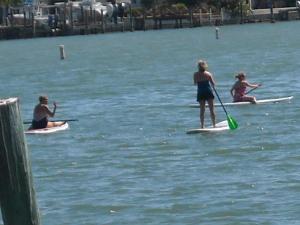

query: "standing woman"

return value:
[194, 60, 216, 128]
[30, 96, 64, 129]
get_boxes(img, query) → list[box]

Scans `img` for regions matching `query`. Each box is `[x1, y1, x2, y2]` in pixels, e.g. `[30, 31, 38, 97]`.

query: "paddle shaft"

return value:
[211, 85, 229, 116]
[245, 86, 259, 95]
[23, 119, 78, 124]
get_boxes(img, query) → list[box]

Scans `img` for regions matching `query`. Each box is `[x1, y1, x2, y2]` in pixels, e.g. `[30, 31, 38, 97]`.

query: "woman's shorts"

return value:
[197, 92, 214, 102]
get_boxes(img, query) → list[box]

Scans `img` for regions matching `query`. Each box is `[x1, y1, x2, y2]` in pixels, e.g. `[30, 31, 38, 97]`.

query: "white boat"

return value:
[71, 0, 114, 22]
[187, 120, 229, 134]
[25, 122, 69, 134]
[189, 96, 293, 108]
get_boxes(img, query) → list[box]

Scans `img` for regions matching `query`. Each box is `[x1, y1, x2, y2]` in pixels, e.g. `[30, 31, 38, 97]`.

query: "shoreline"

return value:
[0, 8, 299, 40]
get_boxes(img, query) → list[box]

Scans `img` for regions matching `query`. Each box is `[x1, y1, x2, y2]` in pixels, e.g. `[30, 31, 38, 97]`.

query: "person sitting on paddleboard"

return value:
[194, 60, 216, 128]
[230, 72, 261, 103]
[30, 96, 64, 129]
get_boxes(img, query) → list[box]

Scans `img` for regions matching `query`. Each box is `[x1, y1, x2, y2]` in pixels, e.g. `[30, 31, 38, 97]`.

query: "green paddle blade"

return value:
[227, 115, 238, 130]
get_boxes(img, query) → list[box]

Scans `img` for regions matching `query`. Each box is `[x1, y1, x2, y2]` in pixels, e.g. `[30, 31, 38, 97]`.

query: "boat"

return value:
[25, 122, 69, 134]
[187, 120, 229, 134]
[71, 0, 114, 22]
[189, 96, 293, 108]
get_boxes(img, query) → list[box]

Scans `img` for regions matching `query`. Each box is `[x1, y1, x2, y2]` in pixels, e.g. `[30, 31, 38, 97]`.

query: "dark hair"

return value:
[39, 96, 48, 102]
[235, 72, 246, 79]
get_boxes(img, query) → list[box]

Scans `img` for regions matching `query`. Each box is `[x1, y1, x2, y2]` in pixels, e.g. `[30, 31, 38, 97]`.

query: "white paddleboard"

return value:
[25, 122, 69, 134]
[187, 120, 229, 134]
[189, 96, 293, 108]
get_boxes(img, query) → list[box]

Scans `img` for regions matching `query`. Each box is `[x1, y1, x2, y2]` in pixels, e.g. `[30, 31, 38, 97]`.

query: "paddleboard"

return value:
[189, 96, 293, 108]
[187, 120, 229, 134]
[25, 122, 69, 134]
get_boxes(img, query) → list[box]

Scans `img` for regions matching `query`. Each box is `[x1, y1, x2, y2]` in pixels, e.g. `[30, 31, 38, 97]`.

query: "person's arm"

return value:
[43, 103, 56, 117]
[193, 72, 197, 85]
[244, 81, 261, 88]
[230, 85, 235, 97]
[207, 72, 216, 87]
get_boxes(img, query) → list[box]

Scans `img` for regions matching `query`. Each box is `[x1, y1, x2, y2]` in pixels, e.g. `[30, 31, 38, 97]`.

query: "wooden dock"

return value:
[0, 6, 299, 40]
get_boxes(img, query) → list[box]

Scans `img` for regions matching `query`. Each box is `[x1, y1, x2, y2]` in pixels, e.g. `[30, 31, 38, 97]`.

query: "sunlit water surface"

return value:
[0, 21, 300, 225]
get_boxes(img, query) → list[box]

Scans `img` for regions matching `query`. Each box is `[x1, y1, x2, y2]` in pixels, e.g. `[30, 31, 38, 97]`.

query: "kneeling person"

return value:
[31, 96, 64, 129]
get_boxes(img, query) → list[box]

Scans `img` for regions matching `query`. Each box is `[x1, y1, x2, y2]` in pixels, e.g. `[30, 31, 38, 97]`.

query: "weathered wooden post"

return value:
[32, 12, 36, 37]
[215, 27, 219, 39]
[199, 9, 202, 26]
[93, 9, 96, 24]
[129, 4, 134, 32]
[23, 10, 26, 27]
[209, 8, 212, 25]
[153, 7, 157, 29]
[10, 8, 14, 27]
[70, 3, 74, 32]
[0, 98, 41, 225]
[59, 44, 66, 60]
[220, 7, 224, 24]
[158, 8, 162, 29]
[84, 10, 88, 32]
[189, 8, 193, 28]
[143, 10, 146, 31]
[179, 10, 182, 28]
[240, 1, 243, 24]
[101, 9, 105, 33]
[63, 3, 67, 30]
[269, 0, 275, 23]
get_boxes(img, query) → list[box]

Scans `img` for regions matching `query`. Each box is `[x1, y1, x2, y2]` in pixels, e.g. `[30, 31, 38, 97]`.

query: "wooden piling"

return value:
[70, 3, 74, 31]
[101, 9, 105, 33]
[32, 12, 35, 37]
[220, 8, 224, 24]
[23, 11, 26, 27]
[0, 98, 41, 225]
[143, 11, 146, 31]
[189, 9, 193, 28]
[215, 27, 219, 39]
[59, 44, 66, 59]
[129, 4, 134, 32]
[199, 9, 202, 26]
[270, 1, 275, 23]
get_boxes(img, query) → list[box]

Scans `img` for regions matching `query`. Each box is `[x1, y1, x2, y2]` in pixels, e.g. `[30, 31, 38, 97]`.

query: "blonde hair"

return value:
[198, 60, 208, 72]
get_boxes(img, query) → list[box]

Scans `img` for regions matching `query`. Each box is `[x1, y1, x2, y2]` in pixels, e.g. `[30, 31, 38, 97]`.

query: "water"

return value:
[1, 21, 300, 225]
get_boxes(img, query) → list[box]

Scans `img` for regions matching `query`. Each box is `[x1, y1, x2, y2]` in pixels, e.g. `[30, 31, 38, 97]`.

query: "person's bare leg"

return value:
[207, 99, 216, 127]
[242, 95, 257, 104]
[200, 100, 206, 128]
[47, 121, 65, 128]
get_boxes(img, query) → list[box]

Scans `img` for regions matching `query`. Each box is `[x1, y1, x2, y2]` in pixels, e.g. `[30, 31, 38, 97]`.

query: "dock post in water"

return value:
[129, 4, 134, 32]
[0, 98, 41, 225]
[199, 9, 202, 26]
[143, 10, 146, 31]
[270, 0, 275, 23]
[59, 44, 66, 60]
[101, 9, 105, 33]
[215, 27, 219, 39]
[209, 8, 212, 25]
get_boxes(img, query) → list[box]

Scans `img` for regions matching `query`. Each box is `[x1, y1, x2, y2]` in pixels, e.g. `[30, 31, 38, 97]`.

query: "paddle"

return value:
[211, 85, 238, 130]
[23, 119, 79, 125]
[245, 85, 261, 95]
